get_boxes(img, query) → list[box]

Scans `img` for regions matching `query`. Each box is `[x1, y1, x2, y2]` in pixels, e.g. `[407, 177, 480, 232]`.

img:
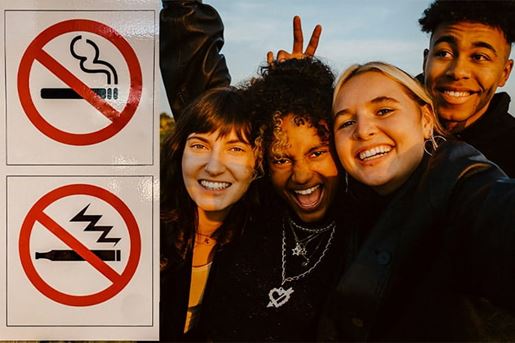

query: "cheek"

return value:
[268, 167, 289, 191]
[334, 134, 353, 168]
[229, 158, 255, 181]
[181, 151, 197, 181]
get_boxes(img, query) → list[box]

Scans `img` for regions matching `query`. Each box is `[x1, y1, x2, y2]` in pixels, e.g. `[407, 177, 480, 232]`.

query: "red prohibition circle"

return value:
[19, 184, 141, 306]
[17, 19, 142, 146]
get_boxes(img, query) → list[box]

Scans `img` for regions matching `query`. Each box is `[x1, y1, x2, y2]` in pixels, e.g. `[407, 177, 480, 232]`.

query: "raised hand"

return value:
[267, 16, 322, 64]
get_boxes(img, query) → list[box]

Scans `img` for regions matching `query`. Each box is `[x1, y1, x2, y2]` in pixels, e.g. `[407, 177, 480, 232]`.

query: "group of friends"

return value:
[159, 0, 515, 341]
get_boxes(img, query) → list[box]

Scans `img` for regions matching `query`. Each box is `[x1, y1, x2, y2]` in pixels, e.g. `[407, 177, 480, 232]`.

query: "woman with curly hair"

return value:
[160, 86, 261, 340]
[195, 58, 348, 341]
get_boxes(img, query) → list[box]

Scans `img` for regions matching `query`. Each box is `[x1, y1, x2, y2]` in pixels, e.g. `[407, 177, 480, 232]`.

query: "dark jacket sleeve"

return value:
[160, 0, 231, 119]
[449, 165, 515, 311]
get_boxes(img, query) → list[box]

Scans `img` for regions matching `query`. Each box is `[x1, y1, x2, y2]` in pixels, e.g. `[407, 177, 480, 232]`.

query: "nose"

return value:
[204, 150, 226, 176]
[353, 115, 377, 140]
[291, 160, 313, 185]
[445, 55, 471, 80]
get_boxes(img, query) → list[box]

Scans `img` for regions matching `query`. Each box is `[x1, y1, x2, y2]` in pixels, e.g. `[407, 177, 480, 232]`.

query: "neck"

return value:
[196, 207, 228, 236]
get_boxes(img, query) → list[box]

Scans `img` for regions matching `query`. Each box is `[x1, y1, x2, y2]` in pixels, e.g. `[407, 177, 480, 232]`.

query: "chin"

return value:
[295, 208, 327, 223]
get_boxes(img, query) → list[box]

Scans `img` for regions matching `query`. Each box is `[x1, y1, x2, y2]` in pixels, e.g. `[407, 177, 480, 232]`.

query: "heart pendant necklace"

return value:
[266, 217, 335, 309]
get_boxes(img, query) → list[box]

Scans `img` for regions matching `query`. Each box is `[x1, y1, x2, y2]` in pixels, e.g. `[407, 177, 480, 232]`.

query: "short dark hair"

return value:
[160, 86, 259, 260]
[243, 58, 335, 160]
[419, 0, 515, 44]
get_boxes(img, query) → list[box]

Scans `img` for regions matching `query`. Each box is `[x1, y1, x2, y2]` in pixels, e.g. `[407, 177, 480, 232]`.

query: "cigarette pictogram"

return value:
[40, 35, 118, 100]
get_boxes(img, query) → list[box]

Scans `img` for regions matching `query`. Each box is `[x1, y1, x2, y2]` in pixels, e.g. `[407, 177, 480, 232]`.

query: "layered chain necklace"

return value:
[266, 217, 335, 309]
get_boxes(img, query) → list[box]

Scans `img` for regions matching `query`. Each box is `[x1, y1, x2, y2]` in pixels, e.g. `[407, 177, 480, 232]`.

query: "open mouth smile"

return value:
[199, 179, 231, 191]
[290, 184, 324, 210]
[357, 145, 392, 161]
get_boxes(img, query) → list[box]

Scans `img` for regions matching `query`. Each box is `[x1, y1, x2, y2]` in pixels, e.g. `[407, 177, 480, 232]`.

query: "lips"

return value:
[199, 179, 231, 191]
[356, 145, 392, 162]
[437, 87, 477, 105]
[291, 184, 323, 210]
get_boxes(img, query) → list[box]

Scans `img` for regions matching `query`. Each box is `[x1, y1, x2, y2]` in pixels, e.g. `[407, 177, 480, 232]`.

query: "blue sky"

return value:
[160, 0, 515, 114]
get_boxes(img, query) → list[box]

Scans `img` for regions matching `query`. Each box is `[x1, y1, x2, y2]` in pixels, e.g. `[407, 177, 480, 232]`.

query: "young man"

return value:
[420, 0, 515, 175]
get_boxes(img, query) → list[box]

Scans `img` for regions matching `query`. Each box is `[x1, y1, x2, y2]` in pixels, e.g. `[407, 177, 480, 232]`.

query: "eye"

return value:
[228, 146, 246, 153]
[336, 120, 355, 130]
[434, 49, 452, 59]
[377, 108, 393, 116]
[309, 150, 327, 159]
[471, 53, 491, 62]
[270, 157, 291, 166]
[190, 143, 207, 150]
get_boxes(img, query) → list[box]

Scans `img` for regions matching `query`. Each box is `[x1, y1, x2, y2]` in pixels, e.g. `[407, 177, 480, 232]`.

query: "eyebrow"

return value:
[307, 143, 329, 153]
[334, 96, 399, 118]
[186, 135, 248, 145]
[434, 35, 498, 56]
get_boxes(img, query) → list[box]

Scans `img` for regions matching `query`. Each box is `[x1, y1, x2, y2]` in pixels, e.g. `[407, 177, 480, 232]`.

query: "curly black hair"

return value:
[242, 58, 335, 159]
[419, 0, 515, 44]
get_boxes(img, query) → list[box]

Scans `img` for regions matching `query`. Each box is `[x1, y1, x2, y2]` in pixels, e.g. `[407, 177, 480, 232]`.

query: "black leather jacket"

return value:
[160, 0, 230, 119]
[319, 140, 515, 341]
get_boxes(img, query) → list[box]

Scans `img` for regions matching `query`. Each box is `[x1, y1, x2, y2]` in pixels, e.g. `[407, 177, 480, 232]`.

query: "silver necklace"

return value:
[289, 219, 336, 266]
[289, 216, 335, 233]
[266, 218, 335, 309]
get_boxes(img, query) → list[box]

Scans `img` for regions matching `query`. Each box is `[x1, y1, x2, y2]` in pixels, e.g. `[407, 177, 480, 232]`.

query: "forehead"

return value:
[334, 72, 410, 112]
[187, 128, 248, 143]
[431, 21, 509, 52]
[270, 115, 326, 154]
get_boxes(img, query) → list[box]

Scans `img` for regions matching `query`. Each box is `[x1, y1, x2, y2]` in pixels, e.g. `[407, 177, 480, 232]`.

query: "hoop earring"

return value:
[424, 133, 446, 156]
[345, 172, 349, 193]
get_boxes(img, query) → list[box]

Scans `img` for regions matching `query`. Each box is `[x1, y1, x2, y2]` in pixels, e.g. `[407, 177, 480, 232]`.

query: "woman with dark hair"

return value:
[159, 86, 261, 340]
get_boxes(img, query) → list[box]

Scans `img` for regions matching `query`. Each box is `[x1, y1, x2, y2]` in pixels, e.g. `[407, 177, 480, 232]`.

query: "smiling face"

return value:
[268, 114, 339, 223]
[181, 129, 256, 221]
[333, 71, 433, 195]
[423, 21, 513, 131]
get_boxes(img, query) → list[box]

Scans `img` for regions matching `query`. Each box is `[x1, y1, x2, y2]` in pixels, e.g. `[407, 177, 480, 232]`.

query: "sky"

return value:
[159, 0, 515, 115]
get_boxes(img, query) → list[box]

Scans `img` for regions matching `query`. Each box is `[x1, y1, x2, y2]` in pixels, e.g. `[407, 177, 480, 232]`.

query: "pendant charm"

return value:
[292, 243, 307, 256]
[267, 286, 294, 308]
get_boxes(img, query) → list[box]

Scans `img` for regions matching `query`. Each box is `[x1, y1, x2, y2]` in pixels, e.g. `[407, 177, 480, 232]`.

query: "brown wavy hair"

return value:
[160, 87, 262, 261]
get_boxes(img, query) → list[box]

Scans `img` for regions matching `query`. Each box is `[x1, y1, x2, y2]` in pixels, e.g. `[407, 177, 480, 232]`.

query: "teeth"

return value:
[200, 180, 231, 191]
[294, 185, 320, 195]
[359, 146, 392, 161]
[444, 90, 470, 97]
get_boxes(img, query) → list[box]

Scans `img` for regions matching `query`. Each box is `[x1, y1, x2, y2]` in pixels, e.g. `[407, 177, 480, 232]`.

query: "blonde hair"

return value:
[333, 61, 446, 135]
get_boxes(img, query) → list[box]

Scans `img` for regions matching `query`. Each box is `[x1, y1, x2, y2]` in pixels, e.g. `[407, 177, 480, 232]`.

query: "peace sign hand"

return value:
[267, 16, 322, 64]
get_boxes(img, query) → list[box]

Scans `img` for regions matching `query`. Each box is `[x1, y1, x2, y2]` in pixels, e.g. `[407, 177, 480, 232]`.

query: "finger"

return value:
[267, 51, 274, 64]
[277, 50, 289, 62]
[292, 15, 304, 54]
[305, 24, 322, 57]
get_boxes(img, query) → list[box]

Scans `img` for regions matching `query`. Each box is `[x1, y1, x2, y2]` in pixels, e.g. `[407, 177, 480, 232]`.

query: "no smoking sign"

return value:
[5, 11, 154, 165]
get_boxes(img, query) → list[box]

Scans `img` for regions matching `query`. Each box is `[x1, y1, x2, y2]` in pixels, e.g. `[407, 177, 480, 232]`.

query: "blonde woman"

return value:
[321, 61, 515, 341]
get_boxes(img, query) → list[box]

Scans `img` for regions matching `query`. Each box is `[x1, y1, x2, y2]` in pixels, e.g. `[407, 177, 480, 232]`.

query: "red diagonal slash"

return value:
[35, 49, 120, 122]
[36, 211, 122, 283]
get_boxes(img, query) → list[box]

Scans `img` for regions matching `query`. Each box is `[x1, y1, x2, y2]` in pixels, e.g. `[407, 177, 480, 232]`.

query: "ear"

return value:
[498, 58, 513, 87]
[422, 49, 429, 75]
[420, 104, 435, 139]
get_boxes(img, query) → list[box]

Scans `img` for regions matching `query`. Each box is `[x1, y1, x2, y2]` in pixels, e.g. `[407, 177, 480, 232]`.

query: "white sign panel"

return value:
[5, 10, 154, 165]
[0, 0, 159, 340]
